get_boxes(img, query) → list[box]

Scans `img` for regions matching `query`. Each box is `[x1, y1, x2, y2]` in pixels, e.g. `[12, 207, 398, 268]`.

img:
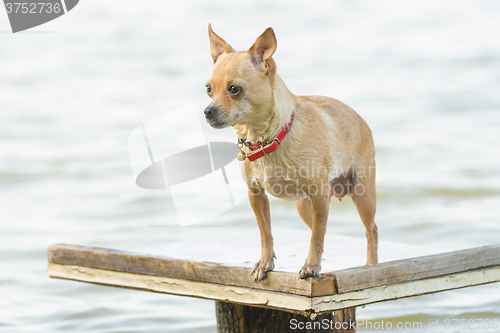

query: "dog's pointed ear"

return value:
[248, 27, 277, 75]
[209, 23, 234, 64]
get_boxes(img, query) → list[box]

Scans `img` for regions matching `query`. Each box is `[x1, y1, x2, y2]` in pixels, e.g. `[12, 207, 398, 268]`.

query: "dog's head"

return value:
[204, 24, 277, 129]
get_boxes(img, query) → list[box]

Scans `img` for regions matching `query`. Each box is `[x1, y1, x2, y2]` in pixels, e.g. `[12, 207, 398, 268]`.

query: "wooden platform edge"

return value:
[47, 244, 335, 297]
[313, 266, 500, 312]
[47, 263, 500, 314]
[47, 263, 313, 316]
[324, 243, 500, 293]
[48, 243, 500, 297]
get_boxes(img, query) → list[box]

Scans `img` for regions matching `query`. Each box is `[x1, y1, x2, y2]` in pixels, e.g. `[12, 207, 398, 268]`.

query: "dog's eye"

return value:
[228, 85, 241, 96]
[206, 85, 212, 95]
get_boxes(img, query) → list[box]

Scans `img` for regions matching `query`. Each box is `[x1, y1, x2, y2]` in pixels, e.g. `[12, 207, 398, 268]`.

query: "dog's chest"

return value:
[263, 178, 308, 201]
[249, 165, 308, 201]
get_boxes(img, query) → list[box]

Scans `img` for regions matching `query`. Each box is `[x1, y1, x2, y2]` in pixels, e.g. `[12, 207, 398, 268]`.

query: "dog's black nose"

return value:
[204, 106, 218, 119]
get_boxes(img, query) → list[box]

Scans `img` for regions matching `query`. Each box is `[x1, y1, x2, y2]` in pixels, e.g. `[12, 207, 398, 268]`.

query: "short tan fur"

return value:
[205, 24, 378, 281]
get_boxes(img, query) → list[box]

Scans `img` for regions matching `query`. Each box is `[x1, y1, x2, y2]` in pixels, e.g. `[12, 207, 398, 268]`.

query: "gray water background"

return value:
[1, 0, 500, 332]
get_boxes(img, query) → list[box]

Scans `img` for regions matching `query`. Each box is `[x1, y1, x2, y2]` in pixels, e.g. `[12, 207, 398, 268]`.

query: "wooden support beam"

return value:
[216, 302, 355, 333]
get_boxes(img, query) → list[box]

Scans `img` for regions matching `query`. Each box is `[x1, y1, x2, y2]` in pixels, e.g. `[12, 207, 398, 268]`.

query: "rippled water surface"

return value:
[1, 0, 500, 332]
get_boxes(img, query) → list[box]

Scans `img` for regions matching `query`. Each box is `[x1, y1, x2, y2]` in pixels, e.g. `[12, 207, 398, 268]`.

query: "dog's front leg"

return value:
[249, 185, 275, 282]
[299, 192, 330, 278]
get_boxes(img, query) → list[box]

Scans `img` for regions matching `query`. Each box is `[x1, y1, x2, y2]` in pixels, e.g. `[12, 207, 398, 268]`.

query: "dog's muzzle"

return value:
[204, 106, 228, 128]
[204, 106, 218, 121]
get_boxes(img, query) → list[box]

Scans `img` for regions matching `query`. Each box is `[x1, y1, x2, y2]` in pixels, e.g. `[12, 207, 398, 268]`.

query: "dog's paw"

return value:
[298, 264, 321, 279]
[251, 259, 275, 283]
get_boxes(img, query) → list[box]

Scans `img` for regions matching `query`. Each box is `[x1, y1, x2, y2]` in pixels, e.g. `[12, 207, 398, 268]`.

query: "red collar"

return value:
[237, 112, 295, 161]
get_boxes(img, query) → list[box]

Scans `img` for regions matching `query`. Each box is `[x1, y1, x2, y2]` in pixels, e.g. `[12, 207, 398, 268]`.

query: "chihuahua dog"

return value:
[204, 24, 378, 282]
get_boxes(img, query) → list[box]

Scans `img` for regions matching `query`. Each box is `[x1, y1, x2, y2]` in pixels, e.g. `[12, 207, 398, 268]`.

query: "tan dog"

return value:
[204, 24, 378, 282]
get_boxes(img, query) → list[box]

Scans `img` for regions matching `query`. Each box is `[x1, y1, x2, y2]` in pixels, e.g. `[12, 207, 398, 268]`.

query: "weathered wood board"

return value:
[47, 243, 500, 315]
[326, 244, 500, 293]
[47, 244, 335, 297]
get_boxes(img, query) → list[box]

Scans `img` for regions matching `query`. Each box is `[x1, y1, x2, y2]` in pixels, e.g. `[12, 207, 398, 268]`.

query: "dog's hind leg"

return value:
[296, 198, 313, 230]
[352, 171, 378, 265]
[249, 185, 276, 282]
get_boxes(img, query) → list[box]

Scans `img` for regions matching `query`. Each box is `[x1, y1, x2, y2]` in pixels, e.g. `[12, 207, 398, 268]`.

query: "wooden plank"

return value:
[324, 244, 500, 293]
[47, 263, 312, 315]
[313, 265, 500, 312]
[47, 263, 500, 314]
[48, 244, 335, 297]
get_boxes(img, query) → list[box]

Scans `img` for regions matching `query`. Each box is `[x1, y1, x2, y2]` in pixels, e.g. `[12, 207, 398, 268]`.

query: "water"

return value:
[1, 0, 500, 332]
